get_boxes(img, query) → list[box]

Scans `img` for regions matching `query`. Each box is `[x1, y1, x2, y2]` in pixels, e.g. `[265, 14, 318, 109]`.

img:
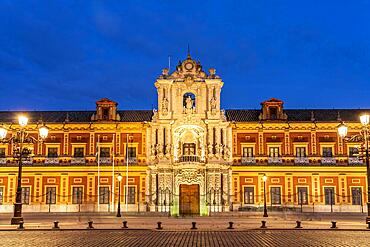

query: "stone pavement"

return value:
[0, 212, 369, 230]
[0, 229, 369, 247]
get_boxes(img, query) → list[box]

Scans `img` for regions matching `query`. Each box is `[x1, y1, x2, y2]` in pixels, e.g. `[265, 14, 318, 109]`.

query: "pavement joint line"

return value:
[0, 228, 369, 232]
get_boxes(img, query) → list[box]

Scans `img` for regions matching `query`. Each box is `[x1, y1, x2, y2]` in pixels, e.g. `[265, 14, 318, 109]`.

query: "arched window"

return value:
[183, 92, 196, 109]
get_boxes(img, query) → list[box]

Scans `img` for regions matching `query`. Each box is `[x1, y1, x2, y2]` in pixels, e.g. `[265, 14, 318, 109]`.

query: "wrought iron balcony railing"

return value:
[45, 157, 59, 164]
[348, 157, 363, 165]
[98, 157, 111, 164]
[71, 157, 86, 164]
[178, 155, 201, 163]
[22, 158, 33, 165]
[124, 157, 138, 164]
[241, 157, 256, 164]
[321, 157, 336, 165]
[268, 157, 282, 164]
[294, 157, 309, 164]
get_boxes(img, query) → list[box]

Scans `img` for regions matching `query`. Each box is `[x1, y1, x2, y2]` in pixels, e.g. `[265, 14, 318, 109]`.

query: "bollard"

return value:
[122, 221, 128, 229]
[260, 220, 267, 228]
[227, 222, 234, 229]
[53, 221, 60, 230]
[156, 222, 163, 230]
[191, 222, 197, 230]
[18, 221, 24, 230]
[87, 220, 94, 229]
[330, 221, 337, 229]
[295, 221, 302, 229]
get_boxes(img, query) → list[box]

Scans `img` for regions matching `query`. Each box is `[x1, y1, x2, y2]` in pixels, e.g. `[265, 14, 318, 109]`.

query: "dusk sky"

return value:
[1, 0, 370, 111]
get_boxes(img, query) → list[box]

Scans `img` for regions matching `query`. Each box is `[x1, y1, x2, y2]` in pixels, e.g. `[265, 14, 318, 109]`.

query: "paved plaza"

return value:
[0, 229, 369, 247]
[0, 213, 369, 246]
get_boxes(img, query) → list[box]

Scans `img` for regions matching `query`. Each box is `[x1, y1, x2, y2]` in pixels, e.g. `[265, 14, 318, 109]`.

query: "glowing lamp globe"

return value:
[263, 175, 267, 182]
[0, 127, 7, 139]
[117, 174, 123, 182]
[337, 123, 348, 139]
[39, 126, 49, 139]
[18, 116, 28, 127]
[360, 114, 370, 126]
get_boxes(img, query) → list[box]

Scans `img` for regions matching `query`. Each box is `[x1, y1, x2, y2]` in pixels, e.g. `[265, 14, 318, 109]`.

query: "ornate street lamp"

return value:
[263, 175, 268, 217]
[337, 113, 370, 226]
[0, 115, 48, 225]
[117, 173, 123, 217]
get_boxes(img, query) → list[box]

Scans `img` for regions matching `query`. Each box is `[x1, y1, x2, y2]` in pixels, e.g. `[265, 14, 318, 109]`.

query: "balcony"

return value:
[348, 157, 363, 165]
[178, 155, 201, 163]
[98, 157, 111, 164]
[71, 157, 86, 164]
[241, 157, 256, 165]
[294, 157, 309, 165]
[321, 157, 336, 165]
[0, 158, 6, 164]
[124, 157, 138, 164]
[22, 158, 33, 165]
[45, 157, 59, 164]
[268, 157, 282, 164]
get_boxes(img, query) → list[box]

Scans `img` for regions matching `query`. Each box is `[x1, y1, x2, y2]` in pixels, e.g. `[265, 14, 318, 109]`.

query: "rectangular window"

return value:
[322, 147, 333, 157]
[269, 147, 279, 157]
[295, 147, 306, 157]
[47, 147, 58, 158]
[243, 187, 254, 204]
[351, 187, 362, 205]
[242, 147, 253, 157]
[349, 147, 359, 157]
[100, 147, 110, 157]
[125, 186, 136, 204]
[21, 187, 30, 205]
[74, 147, 84, 157]
[127, 147, 136, 158]
[46, 187, 56, 204]
[0, 148, 5, 158]
[297, 187, 308, 205]
[0, 187, 3, 205]
[99, 187, 110, 204]
[324, 187, 335, 205]
[270, 187, 281, 204]
[72, 187, 83, 204]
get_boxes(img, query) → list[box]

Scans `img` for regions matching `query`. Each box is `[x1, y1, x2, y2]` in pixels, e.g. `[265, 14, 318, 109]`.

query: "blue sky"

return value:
[1, 0, 370, 111]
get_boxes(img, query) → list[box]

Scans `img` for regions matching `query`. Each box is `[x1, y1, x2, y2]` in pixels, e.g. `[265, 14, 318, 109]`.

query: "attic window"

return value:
[102, 108, 109, 120]
[269, 107, 277, 120]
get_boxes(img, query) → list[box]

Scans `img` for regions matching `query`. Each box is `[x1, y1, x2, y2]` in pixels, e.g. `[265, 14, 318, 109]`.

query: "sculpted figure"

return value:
[185, 96, 193, 109]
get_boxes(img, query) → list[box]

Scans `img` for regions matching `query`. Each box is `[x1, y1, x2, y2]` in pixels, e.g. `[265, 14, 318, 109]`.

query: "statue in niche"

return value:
[161, 97, 169, 114]
[224, 146, 230, 159]
[185, 96, 193, 109]
[150, 145, 156, 156]
[208, 143, 213, 156]
[165, 144, 171, 155]
[210, 97, 217, 111]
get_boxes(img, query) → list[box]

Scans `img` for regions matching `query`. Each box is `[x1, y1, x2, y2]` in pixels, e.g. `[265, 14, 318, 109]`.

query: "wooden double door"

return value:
[179, 184, 200, 215]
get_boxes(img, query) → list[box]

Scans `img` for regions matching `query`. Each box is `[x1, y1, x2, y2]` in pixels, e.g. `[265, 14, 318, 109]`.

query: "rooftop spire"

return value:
[187, 43, 191, 58]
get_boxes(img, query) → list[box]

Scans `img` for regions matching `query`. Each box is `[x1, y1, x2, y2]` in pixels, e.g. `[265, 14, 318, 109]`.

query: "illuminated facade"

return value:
[0, 54, 368, 215]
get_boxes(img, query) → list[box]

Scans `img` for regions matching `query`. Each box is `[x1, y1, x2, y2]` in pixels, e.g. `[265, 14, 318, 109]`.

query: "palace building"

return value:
[0, 54, 368, 216]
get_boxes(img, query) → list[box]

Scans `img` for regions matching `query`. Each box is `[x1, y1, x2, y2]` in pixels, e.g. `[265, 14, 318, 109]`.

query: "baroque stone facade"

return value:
[0, 54, 368, 215]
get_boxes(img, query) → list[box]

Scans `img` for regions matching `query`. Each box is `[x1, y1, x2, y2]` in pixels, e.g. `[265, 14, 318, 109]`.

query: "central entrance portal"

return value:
[179, 184, 200, 215]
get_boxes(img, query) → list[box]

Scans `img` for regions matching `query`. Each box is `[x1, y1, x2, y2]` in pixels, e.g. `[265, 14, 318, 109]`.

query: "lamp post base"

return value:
[11, 217, 23, 225]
